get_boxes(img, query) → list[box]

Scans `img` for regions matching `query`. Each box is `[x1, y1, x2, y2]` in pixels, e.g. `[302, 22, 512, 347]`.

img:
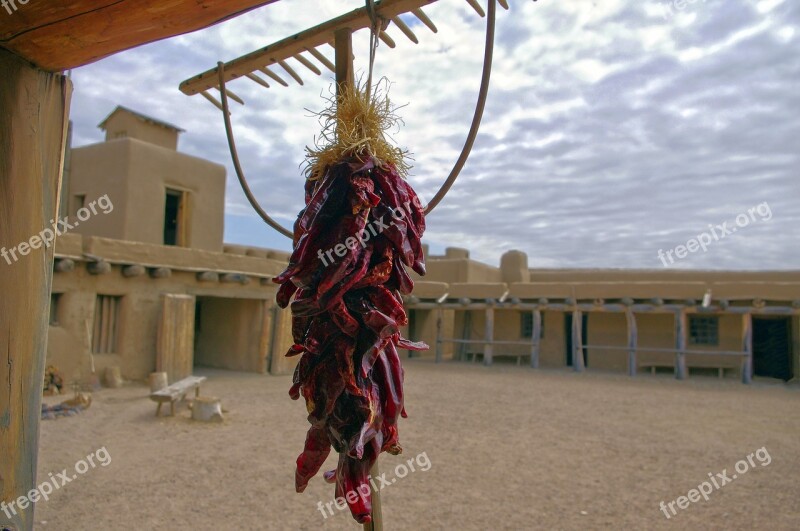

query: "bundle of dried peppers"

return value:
[273, 85, 427, 524]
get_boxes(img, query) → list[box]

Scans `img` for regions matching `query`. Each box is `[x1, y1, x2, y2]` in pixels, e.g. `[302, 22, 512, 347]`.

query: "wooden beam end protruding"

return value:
[197, 271, 220, 283]
[87, 260, 111, 275]
[54, 258, 75, 273]
[122, 264, 146, 278]
[149, 267, 172, 279]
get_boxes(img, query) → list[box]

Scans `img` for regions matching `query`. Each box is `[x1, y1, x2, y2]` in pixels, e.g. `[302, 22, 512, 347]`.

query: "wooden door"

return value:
[157, 294, 196, 383]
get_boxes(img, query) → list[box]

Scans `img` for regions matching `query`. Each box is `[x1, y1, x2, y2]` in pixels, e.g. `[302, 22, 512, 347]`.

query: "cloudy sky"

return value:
[68, 0, 799, 270]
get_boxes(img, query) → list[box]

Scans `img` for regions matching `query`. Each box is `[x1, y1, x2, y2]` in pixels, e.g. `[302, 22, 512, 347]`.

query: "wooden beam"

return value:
[1, 0, 281, 72]
[741, 313, 753, 384]
[626, 309, 637, 377]
[180, 0, 437, 95]
[530, 310, 541, 369]
[674, 309, 688, 380]
[572, 309, 585, 372]
[0, 49, 72, 531]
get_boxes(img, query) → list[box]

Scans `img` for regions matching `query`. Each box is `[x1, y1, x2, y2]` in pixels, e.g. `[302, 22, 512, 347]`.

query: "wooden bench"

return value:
[149, 376, 207, 417]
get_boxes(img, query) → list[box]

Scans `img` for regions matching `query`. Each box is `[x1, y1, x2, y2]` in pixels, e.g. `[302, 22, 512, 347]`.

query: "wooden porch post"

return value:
[483, 302, 495, 366]
[674, 309, 688, 380]
[572, 309, 585, 372]
[741, 313, 753, 384]
[530, 310, 541, 369]
[258, 300, 273, 374]
[0, 49, 72, 531]
[625, 309, 638, 377]
[434, 306, 443, 363]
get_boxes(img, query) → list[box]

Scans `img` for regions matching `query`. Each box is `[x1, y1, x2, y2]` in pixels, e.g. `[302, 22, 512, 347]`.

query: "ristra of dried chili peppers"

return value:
[274, 139, 427, 523]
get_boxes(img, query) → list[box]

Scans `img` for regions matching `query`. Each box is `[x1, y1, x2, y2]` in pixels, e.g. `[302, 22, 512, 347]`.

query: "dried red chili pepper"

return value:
[274, 156, 427, 524]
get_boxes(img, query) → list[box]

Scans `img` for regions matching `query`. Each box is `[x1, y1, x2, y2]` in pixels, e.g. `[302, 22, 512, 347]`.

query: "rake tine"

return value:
[200, 90, 228, 114]
[306, 46, 335, 72]
[379, 31, 396, 48]
[412, 8, 438, 33]
[259, 67, 289, 87]
[466, 0, 486, 17]
[218, 87, 245, 105]
[391, 16, 419, 44]
[294, 54, 322, 75]
[498, 0, 509, 9]
[278, 59, 304, 85]
[245, 73, 270, 89]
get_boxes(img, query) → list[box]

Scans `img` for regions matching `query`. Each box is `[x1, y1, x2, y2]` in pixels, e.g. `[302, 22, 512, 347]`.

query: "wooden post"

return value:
[258, 300, 273, 374]
[741, 313, 753, 384]
[625, 309, 638, 377]
[435, 306, 443, 363]
[363, 461, 383, 531]
[530, 310, 541, 368]
[572, 309, 585, 372]
[335, 28, 354, 97]
[674, 309, 688, 380]
[0, 49, 72, 531]
[483, 302, 494, 366]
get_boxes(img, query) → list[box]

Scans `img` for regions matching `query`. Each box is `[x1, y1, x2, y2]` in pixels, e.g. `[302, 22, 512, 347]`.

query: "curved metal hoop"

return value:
[217, 63, 294, 239]
[425, 0, 496, 215]
[216, 0, 498, 237]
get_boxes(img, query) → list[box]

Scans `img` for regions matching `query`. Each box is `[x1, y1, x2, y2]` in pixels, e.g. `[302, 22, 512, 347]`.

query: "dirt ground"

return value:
[32, 360, 799, 530]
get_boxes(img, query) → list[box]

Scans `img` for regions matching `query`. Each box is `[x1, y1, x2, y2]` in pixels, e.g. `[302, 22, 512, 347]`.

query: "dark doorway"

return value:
[753, 317, 793, 381]
[164, 189, 183, 246]
[565, 313, 588, 367]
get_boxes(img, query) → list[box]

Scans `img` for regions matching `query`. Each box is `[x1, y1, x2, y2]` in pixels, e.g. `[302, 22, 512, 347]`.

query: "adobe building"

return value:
[404, 249, 800, 382]
[47, 107, 294, 386]
[47, 107, 799, 388]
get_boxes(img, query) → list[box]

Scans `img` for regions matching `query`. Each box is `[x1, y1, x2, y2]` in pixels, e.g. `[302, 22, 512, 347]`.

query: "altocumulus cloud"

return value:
[68, 0, 799, 269]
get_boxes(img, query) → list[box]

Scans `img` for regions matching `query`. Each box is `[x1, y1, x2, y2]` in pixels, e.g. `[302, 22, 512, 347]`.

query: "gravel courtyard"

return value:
[33, 360, 799, 530]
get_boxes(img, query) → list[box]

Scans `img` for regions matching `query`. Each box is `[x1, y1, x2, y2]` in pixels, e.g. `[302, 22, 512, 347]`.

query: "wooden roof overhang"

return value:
[0, 0, 280, 72]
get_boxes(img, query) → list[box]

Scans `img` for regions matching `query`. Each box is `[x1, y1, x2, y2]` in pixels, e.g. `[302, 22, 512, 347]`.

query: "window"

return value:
[521, 312, 544, 339]
[164, 188, 188, 246]
[92, 295, 122, 354]
[73, 194, 86, 217]
[689, 316, 719, 346]
[50, 293, 62, 326]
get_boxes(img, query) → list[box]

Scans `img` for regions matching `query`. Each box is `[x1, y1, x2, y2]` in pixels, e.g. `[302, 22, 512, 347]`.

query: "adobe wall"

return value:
[49, 235, 297, 382]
